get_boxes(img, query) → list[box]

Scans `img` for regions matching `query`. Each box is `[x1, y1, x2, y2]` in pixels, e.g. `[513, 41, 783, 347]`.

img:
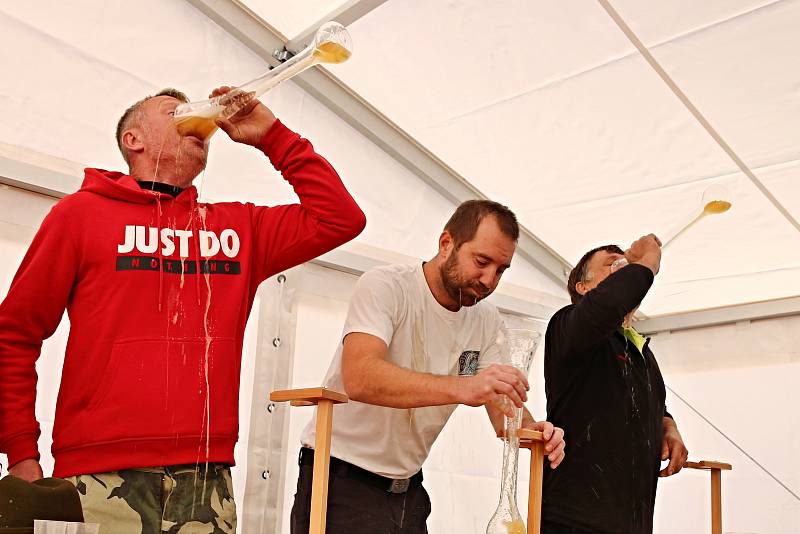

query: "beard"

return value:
[439, 252, 490, 307]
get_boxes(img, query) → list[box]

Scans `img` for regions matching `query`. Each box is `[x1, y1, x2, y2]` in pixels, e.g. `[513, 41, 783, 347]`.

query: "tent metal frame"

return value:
[637, 295, 800, 334]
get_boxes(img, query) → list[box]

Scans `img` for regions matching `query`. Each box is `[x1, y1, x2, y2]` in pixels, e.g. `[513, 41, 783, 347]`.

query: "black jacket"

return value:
[543, 264, 669, 534]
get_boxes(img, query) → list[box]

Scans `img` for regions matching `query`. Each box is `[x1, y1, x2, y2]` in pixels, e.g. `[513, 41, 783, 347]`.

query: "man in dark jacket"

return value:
[542, 234, 688, 534]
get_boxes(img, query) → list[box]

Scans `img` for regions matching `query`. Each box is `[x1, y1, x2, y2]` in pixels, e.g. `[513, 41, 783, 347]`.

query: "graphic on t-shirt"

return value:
[458, 350, 480, 376]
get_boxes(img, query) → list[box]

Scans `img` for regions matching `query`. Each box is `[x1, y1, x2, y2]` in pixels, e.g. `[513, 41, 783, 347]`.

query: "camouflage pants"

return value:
[64, 463, 236, 534]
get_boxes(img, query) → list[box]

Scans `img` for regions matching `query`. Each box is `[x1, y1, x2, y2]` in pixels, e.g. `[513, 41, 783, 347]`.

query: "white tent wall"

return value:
[649, 317, 800, 533]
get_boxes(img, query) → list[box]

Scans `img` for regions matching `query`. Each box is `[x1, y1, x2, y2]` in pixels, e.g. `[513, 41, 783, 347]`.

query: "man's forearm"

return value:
[633, 253, 660, 276]
[261, 121, 364, 233]
[663, 415, 677, 430]
[254, 121, 365, 279]
[344, 356, 464, 408]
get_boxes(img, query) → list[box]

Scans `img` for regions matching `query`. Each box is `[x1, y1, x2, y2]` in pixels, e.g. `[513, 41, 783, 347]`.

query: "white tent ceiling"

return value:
[2, 0, 799, 319]
[241, 0, 800, 317]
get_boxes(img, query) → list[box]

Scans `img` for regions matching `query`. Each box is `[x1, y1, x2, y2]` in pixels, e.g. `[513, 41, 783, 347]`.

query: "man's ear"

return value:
[439, 230, 454, 259]
[122, 128, 145, 157]
[575, 281, 589, 296]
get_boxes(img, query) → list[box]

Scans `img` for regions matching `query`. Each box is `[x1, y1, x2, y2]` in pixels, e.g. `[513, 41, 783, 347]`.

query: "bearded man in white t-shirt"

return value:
[291, 200, 566, 534]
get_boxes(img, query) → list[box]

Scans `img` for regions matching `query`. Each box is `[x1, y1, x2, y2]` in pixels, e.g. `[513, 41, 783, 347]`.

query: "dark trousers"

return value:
[541, 520, 597, 534]
[290, 453, 431, 534]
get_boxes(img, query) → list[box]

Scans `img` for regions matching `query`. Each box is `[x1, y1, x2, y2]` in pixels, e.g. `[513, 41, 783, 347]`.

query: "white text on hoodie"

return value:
[117, 225, 240, 258]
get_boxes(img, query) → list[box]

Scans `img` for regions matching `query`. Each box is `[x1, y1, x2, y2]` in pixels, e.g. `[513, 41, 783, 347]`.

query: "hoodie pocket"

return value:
[84, 337, 240, 443]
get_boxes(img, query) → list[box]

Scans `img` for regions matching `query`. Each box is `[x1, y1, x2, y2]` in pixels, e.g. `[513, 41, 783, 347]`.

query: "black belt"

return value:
[299, 447, 422, 494]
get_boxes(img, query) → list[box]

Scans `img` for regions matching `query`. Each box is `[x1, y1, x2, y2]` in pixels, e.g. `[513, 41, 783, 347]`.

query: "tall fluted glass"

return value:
[487, 328, 541, 534]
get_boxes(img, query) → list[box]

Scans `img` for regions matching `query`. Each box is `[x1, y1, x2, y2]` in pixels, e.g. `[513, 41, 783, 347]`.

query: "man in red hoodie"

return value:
[0, 87, 366, 531]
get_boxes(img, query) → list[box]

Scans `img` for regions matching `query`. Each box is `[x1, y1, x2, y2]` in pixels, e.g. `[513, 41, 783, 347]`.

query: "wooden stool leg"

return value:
[271, 388, 348, 534]
[527, 441, 544, 534]
[710, 468, 722, 534]
[310, 399, 334, 534]
[684, 460, 731, 534]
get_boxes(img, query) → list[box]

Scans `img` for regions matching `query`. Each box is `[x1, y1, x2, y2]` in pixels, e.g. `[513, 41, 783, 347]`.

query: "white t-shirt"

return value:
[300, 263, 504, 478]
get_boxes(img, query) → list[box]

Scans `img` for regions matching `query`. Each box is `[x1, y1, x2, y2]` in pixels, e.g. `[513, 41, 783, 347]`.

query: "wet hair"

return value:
[115, 88, 189, 165]
[567, 244, 624, 304]
[444, 200, 519, 249]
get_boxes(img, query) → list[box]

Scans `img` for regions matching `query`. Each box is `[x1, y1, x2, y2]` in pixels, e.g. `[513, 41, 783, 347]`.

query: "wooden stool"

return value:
[270, 387, 348, 534]
[684, 460, 733, 534]
[518, 429, 546, 534]
[497, 428, 547, 534]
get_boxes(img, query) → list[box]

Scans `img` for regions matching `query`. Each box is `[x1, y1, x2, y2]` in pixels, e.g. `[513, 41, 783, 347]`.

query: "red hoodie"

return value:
[0, 120, 365, 477]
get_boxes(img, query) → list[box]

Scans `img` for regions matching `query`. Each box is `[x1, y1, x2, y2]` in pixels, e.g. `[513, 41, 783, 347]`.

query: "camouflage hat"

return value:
[0, 475, 84, 533]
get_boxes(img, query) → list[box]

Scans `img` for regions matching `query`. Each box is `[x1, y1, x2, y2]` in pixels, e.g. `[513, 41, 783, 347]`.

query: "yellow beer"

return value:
[174, 115, 219, 141]
[505, 519, 526, 534]
[313, 41, 352, 64]
[703, 200, 732, 214]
